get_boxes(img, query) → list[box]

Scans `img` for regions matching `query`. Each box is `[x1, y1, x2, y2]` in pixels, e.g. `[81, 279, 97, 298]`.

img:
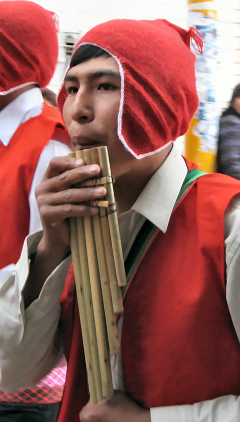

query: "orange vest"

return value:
[0, 102, 69, 268]
[59, 172, 240, 422]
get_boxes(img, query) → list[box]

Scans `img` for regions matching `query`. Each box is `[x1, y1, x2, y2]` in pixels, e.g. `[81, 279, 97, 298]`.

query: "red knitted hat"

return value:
[0, 1, 59, 95]
[58, 19, 202, 159]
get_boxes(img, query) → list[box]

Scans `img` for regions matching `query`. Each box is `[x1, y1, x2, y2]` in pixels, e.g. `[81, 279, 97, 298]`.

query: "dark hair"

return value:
[230, 83, 240, 104]
[220, 83, 240, 118]
[70, 44, 111, 69]
[41, 88, 57, 107]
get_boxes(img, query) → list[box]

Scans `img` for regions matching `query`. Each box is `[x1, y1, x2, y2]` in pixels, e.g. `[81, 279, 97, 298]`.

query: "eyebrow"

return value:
[64, 70, 120, 84]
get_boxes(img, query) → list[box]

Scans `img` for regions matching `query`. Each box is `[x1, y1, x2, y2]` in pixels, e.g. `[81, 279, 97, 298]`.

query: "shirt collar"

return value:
[132, 143, 188, 232]
[0, 87, 43, 146]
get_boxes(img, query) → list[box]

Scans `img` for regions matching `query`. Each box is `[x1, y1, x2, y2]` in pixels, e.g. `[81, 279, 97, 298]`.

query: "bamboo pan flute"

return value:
[68, 146, 126, 404]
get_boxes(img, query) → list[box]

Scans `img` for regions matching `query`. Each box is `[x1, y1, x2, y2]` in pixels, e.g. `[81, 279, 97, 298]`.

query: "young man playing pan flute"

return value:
[1, 18, 240, 422]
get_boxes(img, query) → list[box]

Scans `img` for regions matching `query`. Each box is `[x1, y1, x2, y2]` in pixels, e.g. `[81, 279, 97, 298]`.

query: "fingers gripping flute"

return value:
[68, 146, 126, 404]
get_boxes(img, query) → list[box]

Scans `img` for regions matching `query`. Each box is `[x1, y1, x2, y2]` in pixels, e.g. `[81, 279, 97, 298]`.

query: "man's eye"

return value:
[66, 86, 78, 95]
[98, 83, 116, 91]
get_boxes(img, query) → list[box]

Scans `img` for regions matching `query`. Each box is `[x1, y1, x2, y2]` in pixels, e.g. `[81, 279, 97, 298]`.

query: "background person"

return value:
[217, 83, 240, 179]
[0, 1, 70, 421]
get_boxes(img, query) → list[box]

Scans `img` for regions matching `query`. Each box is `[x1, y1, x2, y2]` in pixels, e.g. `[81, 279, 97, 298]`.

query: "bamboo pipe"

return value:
[69, 217, 97, 403]
[89, 147, 121, 353]
[77, 149, 113, 399]
[68, 147, 126, 402]
[97, 147, 126, 287]
[68, 152, 102, 403]
[90, 148, 123, 314]
[75, 214, 104, 402]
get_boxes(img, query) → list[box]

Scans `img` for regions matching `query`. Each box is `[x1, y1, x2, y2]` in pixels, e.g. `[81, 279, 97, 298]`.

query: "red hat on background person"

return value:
[0, 1, 59, 95]
[58, 19, 203, 159]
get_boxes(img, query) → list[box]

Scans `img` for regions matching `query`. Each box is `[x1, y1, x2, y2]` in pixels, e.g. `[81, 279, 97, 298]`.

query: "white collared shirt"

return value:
[1, 144, 240, 421]
[0, 88, 71, 281]
[0, 87, 44, 146]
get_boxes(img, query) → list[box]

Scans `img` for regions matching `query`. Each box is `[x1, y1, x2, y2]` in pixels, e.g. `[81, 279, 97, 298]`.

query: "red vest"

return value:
[0, 102, 69, 268]
[59, 172, 240, 422]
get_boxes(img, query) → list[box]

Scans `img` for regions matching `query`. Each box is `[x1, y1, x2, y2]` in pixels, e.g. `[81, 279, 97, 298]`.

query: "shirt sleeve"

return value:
[0, 232, 72, 392]
[29, 139, 71, 234]
[150, 395, 240, 422]
[0, 140, 71, 283]
[150, 194, 240, 422]
[0, 263, 16, 284]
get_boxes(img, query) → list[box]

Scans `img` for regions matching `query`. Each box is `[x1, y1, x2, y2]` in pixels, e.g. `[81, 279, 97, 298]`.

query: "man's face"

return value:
[63, 56, 135, 178]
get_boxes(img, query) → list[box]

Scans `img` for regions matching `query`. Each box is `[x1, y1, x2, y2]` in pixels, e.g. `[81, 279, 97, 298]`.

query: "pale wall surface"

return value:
[36, 0, 188, 92]
[34, 0, 240, 152]
[217, 0, 240, 111]
[36, 0, 188, 34]
[35, 0, 240, 109]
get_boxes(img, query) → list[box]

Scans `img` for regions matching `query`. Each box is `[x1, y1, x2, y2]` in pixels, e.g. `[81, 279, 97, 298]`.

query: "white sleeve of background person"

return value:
[151, 195, 240, 422]
[0, 232, 72, 392]
[0, 140, 71, 284]
[29, 139, 71, 234]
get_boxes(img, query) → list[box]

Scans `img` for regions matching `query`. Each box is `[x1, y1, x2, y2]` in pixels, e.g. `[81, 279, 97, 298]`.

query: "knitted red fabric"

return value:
[0, 1, 59, 94]
[58, 19, 202, 158]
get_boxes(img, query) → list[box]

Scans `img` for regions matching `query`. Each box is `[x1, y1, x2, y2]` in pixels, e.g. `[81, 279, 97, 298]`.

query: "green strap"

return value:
[123, 221, 158, 295]
[121, 169, 208, 296]
[175, 168, 208, 204]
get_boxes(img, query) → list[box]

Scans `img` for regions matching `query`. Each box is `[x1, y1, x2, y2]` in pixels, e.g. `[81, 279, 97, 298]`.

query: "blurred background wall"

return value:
[36, 0, 188, 93]
[33, 0, 239, 109]
[33, 0, 240, 155]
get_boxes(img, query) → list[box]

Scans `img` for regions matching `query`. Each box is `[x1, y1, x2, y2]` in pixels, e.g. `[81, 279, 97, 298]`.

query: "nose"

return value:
[70, 88, 94, 123]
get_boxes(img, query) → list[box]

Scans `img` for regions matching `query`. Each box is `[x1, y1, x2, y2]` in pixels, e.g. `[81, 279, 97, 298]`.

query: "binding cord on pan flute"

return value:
[68, 146, 126, 404]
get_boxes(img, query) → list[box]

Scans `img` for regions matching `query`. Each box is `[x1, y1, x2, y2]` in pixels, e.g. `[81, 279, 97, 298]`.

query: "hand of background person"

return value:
[35, 155, 106, 261]
[80, 391, 151, 422]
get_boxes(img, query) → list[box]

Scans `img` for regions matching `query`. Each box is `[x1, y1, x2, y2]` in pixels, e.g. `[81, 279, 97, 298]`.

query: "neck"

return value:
[0, 84, 37, 111]
[115, 143, 173, 215]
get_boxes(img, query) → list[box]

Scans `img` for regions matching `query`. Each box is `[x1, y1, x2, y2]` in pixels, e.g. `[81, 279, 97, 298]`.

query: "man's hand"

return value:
[23, 155, 106, 308]
[36, 155, 106, 260]
[80, 391, 151, 422]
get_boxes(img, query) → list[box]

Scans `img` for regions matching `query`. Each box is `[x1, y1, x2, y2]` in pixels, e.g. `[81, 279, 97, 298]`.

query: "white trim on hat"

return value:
[0, 82, 38, 96]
